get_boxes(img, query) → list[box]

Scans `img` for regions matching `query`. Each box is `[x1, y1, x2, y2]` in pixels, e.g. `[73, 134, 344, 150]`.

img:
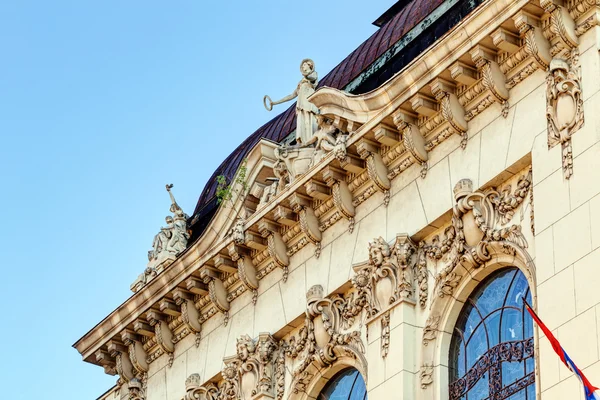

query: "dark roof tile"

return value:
[192, 0, 447, 217]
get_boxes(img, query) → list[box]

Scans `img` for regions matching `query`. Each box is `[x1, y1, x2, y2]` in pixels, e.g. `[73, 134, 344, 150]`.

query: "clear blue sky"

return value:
[0, 1, 392, 398]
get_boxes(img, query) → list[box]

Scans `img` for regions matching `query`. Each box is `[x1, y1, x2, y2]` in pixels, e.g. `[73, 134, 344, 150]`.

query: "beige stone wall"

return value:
[139, 49, 561, 400]
[533, 27, 600, 400]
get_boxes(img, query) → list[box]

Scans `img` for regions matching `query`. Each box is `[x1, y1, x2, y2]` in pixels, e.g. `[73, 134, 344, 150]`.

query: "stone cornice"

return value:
[309, 0, 530, 129]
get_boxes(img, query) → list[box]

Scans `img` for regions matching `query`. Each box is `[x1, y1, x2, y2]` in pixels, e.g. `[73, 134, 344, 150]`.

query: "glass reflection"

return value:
[317, 368, 367, 400]
[449, 268, 535, 400]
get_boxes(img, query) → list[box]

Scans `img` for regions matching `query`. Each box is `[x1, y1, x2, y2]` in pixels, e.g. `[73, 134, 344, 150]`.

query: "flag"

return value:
[524, 298, 599, 400]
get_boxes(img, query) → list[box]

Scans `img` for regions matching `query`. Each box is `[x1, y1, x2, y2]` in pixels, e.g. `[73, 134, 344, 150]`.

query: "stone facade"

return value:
[76, 1, 600, 399]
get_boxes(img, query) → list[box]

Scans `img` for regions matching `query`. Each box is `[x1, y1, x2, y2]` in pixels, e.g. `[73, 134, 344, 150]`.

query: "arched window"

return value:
[317, 368, 367, 400]
[449, 268, 535, 400]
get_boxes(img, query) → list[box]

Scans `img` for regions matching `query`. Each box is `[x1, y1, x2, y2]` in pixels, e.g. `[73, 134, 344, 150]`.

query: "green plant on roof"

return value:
[216, 159, 248, 205]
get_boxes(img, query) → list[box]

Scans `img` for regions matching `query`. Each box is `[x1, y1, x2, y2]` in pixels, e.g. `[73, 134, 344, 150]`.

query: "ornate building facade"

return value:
[74, 1, 600, 399]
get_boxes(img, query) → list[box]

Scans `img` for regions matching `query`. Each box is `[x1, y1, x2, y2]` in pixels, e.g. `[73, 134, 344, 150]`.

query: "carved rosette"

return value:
[286, 285, 366, 394]
[546, 51, 584, 179]
[422, 170, 532, 298]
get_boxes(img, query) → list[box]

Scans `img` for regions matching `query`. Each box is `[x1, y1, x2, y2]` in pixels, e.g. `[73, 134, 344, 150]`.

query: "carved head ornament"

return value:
[453, 179, 473, 201]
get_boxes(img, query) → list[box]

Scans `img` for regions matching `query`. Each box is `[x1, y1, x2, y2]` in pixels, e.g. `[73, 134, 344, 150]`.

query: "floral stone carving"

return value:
[423, 170, 532, 298]
[420, 364, 434, 389]
[546, 50, 584, 179]
[220, 333, 282, 400]
[351, 234, 417, 318]
[286, 285, 367, 394]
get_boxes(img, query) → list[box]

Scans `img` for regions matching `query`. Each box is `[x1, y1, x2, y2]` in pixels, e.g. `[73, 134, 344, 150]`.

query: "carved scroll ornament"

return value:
[546, 50, 584, 179]
[286, 285, 367, 394]
[422, 169, 532, 298]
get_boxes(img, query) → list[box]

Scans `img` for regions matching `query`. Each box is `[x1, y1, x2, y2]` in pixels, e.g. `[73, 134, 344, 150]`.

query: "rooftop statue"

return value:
[148, 184, 190, 262]
[264, 59, 319, 145]
[132, 184, 190, 292]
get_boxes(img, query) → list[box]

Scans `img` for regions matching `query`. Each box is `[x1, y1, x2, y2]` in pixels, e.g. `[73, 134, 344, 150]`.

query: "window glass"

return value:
[448, 268, 535, 400]
[317, 368, 367, 400]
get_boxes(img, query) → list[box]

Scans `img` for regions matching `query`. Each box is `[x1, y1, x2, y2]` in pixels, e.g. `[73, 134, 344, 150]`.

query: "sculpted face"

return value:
[301, 60, 313, 76]
[165, 216, 174, 224]
[369, 244, 383, 266]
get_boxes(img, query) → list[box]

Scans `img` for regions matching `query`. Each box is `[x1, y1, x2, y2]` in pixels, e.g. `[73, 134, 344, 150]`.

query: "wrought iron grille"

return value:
[449, 338, 535, 400]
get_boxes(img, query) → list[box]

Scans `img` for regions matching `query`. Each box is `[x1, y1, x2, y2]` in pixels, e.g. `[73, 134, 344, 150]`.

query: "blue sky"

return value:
[0, 1, 393, 398]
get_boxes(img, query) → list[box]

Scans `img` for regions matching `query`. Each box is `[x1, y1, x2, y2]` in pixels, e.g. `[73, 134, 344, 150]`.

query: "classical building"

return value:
[74, 0, 600, 399]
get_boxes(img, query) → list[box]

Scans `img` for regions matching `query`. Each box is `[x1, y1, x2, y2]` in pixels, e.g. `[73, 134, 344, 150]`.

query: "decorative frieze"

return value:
[78, 0, 561, 383]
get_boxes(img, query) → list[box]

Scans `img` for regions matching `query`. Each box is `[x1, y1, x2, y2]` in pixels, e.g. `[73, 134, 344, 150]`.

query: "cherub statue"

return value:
[264, 59, 319, 145]
[273, 159, 290, 192]
[308, 115, 338, 151]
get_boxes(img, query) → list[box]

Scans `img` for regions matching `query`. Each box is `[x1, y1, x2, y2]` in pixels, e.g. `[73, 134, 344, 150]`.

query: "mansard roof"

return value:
[190, 0, 446, 235]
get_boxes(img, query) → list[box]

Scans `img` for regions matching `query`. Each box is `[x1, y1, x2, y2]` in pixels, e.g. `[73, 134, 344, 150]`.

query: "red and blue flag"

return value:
[524, 299, 599, 400]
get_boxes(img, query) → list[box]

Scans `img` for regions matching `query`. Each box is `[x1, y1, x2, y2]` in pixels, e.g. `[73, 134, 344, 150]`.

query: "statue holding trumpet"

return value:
[264, 59, 319, 145]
